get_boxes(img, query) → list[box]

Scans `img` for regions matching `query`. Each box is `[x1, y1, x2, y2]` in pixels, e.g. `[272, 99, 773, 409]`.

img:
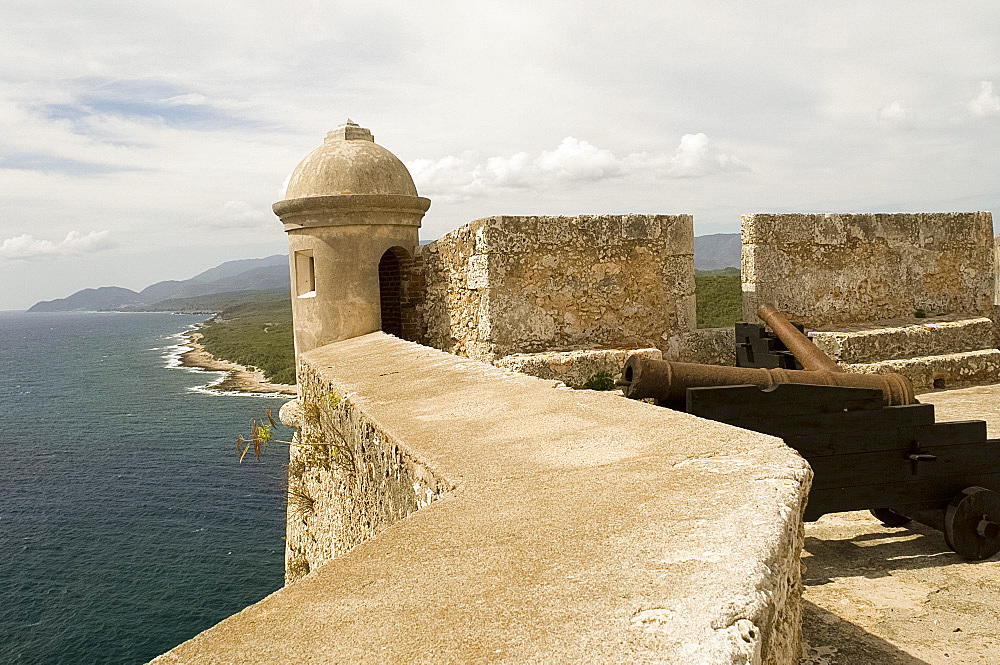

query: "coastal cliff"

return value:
[178, 326, 296, 396]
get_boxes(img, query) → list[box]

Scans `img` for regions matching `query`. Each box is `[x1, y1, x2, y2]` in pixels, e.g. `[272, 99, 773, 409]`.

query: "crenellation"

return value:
[743, 212, 995, 328]
[420, 214, 695, 362]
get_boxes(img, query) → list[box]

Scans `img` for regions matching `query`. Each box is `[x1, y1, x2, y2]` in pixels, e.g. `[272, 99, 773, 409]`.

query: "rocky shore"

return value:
[179, 328, 297, 396]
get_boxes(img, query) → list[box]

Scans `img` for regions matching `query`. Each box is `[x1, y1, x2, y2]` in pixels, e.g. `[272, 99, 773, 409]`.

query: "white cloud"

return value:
[877, 99, 912, 127]
[198, 200, 271, 229]
[968, 81, 1000, 117]
[0, 230, 114, 260]
[534, 137, 623, 182]
[409, 134, 747, 201]
[664, 132, 749, 178]
[162, 93, 209, 106]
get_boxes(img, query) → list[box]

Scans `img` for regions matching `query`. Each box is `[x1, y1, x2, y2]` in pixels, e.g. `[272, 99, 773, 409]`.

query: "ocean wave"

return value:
[163, 342, 199, 369]
[187, 384, 290, 398]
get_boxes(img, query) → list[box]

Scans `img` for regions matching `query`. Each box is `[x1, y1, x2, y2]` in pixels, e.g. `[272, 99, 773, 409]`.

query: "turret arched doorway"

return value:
[378, 248, 403, 337]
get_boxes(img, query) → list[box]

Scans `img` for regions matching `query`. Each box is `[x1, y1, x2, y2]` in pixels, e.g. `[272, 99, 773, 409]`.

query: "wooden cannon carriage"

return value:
[619, 305, 1000, 561]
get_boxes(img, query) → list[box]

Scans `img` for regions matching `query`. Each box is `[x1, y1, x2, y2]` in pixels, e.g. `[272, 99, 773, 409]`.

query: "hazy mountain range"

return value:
[693, 233, 742, 271]
[27, 233, 742, 312]
[28, 255, 289, 312]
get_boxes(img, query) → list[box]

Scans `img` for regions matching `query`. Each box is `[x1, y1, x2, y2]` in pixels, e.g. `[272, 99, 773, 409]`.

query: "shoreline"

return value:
[178, 326, 298, 396]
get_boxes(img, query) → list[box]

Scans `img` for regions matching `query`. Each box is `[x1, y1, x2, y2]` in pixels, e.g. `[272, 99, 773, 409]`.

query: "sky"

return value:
[2, 1, 1000, 311]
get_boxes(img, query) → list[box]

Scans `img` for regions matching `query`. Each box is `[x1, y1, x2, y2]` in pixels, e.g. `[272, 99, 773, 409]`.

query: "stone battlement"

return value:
[153, 333, 811, 664]
[152, 123, 999, 664]
[742, 212, 995, 329]
[418, 214, 695, 361]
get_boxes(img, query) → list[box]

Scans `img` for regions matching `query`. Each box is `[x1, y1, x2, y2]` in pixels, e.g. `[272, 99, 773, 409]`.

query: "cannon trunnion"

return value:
[620, 305, 1000, 561]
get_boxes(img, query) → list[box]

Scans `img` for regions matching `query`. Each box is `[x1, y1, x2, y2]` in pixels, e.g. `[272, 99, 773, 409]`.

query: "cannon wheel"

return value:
[944, 487, 1000, 561]
[869, 508, 912, 528]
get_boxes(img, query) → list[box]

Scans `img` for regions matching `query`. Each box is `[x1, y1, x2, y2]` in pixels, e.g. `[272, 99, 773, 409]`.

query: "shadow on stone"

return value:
[801, 600, 932, 664]
[803, 520, 969, 583]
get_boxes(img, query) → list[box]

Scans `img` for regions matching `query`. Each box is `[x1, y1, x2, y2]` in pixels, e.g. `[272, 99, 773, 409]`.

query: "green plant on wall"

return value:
[237, 400, 356, 479]
[584, 371, 617, 390]
[237, 409, 277, 462]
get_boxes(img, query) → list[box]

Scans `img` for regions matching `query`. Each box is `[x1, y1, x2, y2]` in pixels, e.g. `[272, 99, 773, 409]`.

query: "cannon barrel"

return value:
[757, 303, 842, 372]
[619, 357, 916, 408]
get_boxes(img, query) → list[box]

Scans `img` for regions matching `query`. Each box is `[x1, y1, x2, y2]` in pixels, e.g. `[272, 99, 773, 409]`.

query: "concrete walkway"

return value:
[800, 383, 1000, 664]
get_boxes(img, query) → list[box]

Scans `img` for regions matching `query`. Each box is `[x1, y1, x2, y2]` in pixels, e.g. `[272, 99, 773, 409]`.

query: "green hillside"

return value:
[140, 288, 290, 313]
[197, 295, 296, 385]
[695, 270, 743, 328]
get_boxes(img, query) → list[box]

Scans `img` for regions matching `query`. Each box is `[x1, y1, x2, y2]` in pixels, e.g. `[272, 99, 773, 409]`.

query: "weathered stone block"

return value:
[742, 212, 995, 328]
[808, 316, 996, 364]
[662, 327, 737, 365]
[842, 348, 1000, 393]
[421, 214, 696, 361]
[495, 347, 662, 388]
[994, 233, 999, 306]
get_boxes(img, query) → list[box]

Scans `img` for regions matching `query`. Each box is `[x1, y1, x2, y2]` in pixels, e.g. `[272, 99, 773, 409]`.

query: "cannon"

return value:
[619, 304, 1000, 560]
[620, 357, 916, 408]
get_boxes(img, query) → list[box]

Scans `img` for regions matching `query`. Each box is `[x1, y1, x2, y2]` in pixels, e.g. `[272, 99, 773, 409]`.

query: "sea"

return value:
[0, 311, 291, 664]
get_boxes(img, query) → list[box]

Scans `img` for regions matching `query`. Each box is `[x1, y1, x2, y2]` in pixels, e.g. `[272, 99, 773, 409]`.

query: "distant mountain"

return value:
[139, 289, 290, 314]
[694, 233, 741, 270]
[186, 254, 288, 284]
[28, 286, 146, 313]
[28, 255, 290, 312]
[137, 264, 288, 303]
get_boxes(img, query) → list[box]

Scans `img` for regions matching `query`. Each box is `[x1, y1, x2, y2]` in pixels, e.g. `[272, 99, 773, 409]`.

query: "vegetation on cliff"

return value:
[695, 268, 742, 328]
[198, 295, 296, 385]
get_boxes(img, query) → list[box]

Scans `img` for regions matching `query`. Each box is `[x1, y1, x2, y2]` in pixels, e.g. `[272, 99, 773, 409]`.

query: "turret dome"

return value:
[282, 120, 418, 200]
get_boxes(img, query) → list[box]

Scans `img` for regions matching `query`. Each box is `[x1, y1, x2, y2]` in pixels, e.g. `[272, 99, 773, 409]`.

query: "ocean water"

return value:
[0, 312, 290, 664]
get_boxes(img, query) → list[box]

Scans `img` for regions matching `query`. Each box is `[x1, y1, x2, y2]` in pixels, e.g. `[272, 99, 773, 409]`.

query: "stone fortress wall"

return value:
[158, 333, 811, 665]
[418, 214, 695, 361]
[414, 210, 998, 391]
[995, 233, 1000, 346]
[154, 123, 999, 665]
[742, 212, 995, 328]
[995, 233, 1000, 303]
[415, 213, 745, 387]
[736, 212, 999, 392]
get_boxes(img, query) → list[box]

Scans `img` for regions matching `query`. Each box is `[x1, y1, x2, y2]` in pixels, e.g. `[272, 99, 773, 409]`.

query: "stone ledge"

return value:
[809, 315, 995, 364]
[842, 348, 1000, 393]
[152, 333, 812, 664]
[494, 347, 662, 388]
[741, 211, 994, 329]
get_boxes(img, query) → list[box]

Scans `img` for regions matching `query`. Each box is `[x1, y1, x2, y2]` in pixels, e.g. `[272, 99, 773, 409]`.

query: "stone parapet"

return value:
[494, 347, 662, 388]
[994, 233, 999, 306]
[808, 316, 995, 364]
[419, 214, 695, 361]
[842, 349, 1000, 393]
[153, 333, 811, 664]
[742, 212, 995, 328]
[994, 233, 999, 348]
[663, 327, 737, 365]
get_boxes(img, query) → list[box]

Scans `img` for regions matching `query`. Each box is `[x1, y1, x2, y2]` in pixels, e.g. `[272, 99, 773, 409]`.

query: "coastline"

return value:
[178, 326, 297, 396]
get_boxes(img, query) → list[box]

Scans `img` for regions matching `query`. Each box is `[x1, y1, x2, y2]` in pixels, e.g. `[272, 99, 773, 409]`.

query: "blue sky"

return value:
[2, 1, 999, 310]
